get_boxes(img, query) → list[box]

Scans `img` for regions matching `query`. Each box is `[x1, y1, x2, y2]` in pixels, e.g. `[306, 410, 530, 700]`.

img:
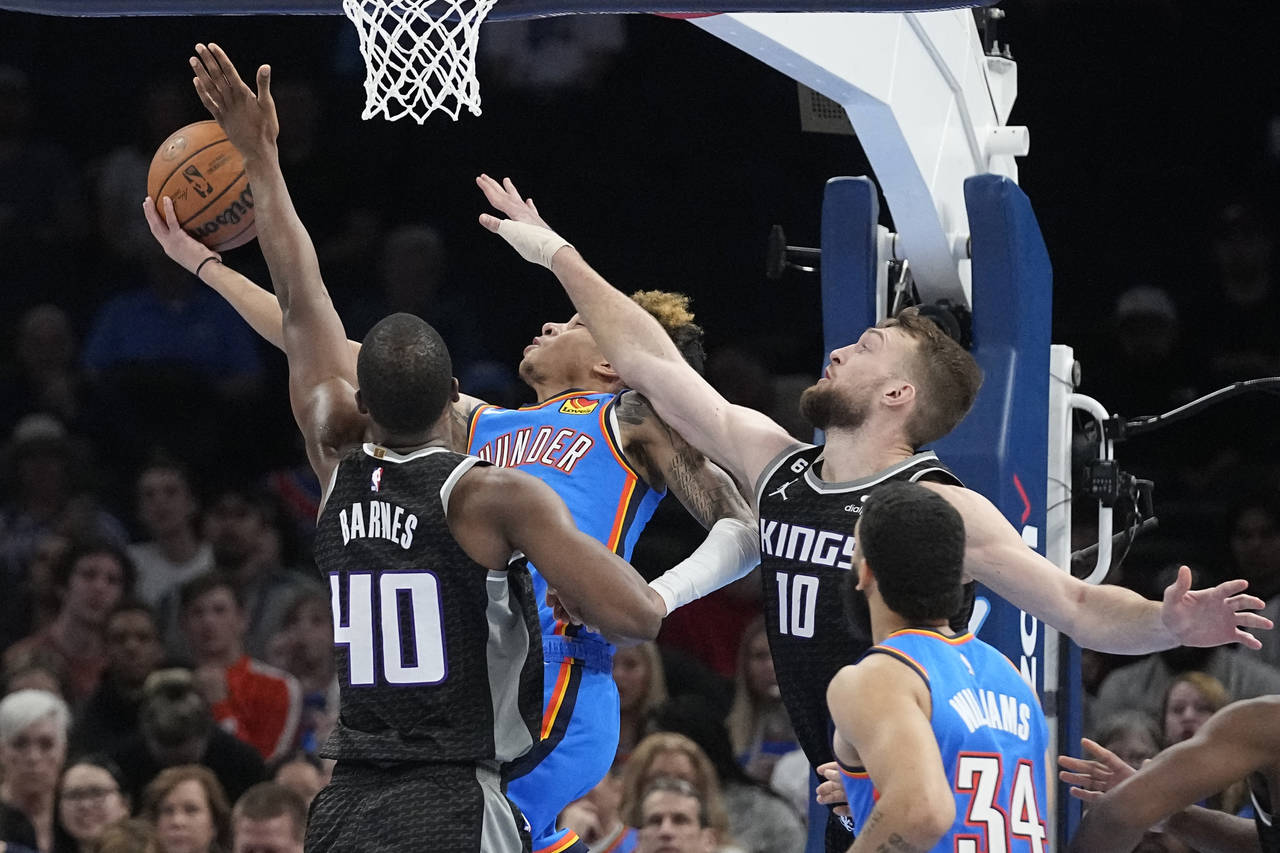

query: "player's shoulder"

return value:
[1203, 695, 1280, 749]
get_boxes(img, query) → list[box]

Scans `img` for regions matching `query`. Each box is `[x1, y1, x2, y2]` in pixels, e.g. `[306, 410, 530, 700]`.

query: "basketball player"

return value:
[828, 482, 1049, 852]
[183, 43, 665, 852]
[1060, 695, 1280, 853]
[149, 47, 758, 853]
[474, 177, 1272, 848]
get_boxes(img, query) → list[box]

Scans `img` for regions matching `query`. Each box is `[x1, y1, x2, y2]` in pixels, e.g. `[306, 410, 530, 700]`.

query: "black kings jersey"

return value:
[314, 444, 542, 764]
[754, 443, 971, 771]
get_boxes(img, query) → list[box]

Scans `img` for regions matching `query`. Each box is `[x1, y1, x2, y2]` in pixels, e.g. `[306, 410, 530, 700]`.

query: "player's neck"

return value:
[819, 424, 914, 482]
[370, 423, 450, 453]
[871, 607, 950, 643]
[531, 377, 613, 404]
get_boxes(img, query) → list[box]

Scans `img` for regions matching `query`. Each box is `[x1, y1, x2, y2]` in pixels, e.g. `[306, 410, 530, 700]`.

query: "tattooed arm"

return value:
[615, 392, 760, 614]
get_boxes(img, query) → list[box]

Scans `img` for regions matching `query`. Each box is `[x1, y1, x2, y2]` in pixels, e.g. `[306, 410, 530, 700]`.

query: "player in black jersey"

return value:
[1062, 694, 1280, 853]
[477, 180, 1273, 848]
[183, 45, 662, 853]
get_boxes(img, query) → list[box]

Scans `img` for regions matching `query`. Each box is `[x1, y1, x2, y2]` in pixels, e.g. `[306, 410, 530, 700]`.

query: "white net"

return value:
[342, 0, 500, 123]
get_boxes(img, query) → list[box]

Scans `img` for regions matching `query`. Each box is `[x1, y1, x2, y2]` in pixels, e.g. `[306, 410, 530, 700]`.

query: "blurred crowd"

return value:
[2, 5, 1280, 853]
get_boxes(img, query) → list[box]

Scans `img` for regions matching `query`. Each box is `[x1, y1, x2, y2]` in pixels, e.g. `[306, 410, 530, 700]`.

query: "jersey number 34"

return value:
[330, 572, 447, 686]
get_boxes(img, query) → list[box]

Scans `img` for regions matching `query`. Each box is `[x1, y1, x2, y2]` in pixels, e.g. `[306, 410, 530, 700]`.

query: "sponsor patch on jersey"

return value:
[559, 396, 600, 415]
[371, 467, 383, 492]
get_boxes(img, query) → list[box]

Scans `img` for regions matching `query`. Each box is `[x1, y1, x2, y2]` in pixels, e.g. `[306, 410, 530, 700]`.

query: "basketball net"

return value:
[342, 0, 499, 122]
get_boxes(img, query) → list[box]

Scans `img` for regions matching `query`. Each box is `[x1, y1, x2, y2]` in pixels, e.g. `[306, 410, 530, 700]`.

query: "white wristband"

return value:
[495, 219, 573, 269]
[649, 517, 760, 614]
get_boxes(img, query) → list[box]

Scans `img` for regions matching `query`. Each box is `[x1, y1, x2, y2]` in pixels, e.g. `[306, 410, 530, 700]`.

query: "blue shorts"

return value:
[505, 640, 619, 853]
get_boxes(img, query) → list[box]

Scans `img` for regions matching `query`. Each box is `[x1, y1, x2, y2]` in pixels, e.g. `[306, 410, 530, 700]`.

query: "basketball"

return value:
[146, 120, 256, 251]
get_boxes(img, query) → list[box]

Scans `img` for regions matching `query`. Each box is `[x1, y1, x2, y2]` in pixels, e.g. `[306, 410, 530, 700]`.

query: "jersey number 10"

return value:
[330, 572, 448, 685]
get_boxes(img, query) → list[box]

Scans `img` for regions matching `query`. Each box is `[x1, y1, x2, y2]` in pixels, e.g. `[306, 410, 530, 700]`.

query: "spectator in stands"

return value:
[52, 756, 130, 853]
[229, 783, 305, 853]
[558, 769, 635, 852]
[107, 669, 265, 807]
[1162, 671, 1229, 746]
[2, 653, 68, 703]
[266, 755, 327, 813]
[634, 777, 716, 853]
[73, 601, 166, 754]
[264, 585, 334, 755]
[724, 617, 796, 784]
[619, 733, 742, 853]
[141, 766, 230, 853]
[648, 697, 803, 853]
[613, 642, 667, 767]
[4, 539, 134, 706]
[129, 459, 213, 609]
[92, 819, 156, 853]
[1089, 710, 1162, 769]
[178, 574, 301, 763]
[0, 415, 126, 650]
[1222, 492, 1280, 668]
[0, 305, 82, 442]
[0, 690, 70, 853]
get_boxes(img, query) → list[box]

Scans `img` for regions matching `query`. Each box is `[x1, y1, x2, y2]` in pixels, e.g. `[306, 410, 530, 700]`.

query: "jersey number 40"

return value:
[330, 572, 447, 686]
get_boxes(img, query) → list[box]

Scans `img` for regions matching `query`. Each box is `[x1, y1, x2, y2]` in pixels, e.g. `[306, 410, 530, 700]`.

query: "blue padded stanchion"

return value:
[819, 176, 879, 366]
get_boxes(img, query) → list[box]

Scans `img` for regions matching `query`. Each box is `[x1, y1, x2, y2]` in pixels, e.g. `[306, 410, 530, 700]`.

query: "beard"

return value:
[799, 381, 868, 430]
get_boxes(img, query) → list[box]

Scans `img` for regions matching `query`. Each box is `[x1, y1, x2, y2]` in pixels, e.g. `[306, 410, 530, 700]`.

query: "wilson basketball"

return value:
[147, 120, 256, 251]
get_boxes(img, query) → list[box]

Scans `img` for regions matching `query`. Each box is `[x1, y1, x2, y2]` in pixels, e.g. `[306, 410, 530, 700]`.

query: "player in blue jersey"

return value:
[146, 165, 756, 853]
[826, 481, 1049, 852]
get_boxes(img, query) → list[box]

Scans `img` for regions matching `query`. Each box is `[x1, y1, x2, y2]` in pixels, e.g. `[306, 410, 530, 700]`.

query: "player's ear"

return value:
[854, 559, 873, 593]
[593, 360, 621, 385]
[450, 377, 461, 403]
[883, 379, 916, 409]
[354, 388, 369, 415]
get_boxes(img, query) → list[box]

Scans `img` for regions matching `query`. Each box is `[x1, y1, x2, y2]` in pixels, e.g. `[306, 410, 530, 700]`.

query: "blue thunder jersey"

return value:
[838, 629, 1050, 853]
[467, 390, 665, 644]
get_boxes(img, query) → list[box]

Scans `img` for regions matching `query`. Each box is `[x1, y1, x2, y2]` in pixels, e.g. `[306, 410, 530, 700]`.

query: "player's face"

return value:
[1163, 681, 1215, 744]
[106, 609, 164, 685]
[155, 779, 217, 853]
[518, 314, 609, 390]
[233, 815, 302, 853]
[637, 791, 714, 853]
[63, 552, 127, 625]
[800, 326, 913, 430]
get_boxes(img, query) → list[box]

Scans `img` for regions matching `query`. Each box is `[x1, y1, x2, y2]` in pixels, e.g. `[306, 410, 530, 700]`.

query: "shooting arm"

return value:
[827, 660, 955, 853]
[1162, 807, 1262, 853]
[928, 482, 1270, 654]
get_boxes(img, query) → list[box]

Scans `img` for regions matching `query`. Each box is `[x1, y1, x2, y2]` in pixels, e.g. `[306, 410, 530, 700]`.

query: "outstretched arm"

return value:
[449, 465, 663, 644]
[1067, 698, 1279, 852]
[614, 393, 760, 614]
[189, 43, 361, 487]
[924, 482, 1272, 654]
[1059, 737, 1262, 853]
[476, 174, 795, 492]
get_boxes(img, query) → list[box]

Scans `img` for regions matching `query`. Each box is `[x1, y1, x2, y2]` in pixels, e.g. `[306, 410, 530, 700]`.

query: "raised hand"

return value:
[1161, 565, 1272, 649]
[189, 42, 279, 161]
[476, 174, 554, 233]
[143, 195, 218, 275]
[1057, 738, 1134, 804]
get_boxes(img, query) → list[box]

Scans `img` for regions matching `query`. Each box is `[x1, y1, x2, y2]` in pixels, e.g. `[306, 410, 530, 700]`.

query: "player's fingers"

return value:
[1225, 593, 1267, 612]
[833, 805, 850, 818]
[503, 176, 523, 199]
[206, 43, 244, 91]
[256, 64, 273, 107]
[142, 197, 166, 236]
[162, 196, 180, 230]
[191, 77, 223, 119]
[192, 44, 224, 92]
[815, 761, 840, 780]
[478, 213, 502, 233]
[1236, 629, 1265, 650]
[1067, 787, 1105, 804]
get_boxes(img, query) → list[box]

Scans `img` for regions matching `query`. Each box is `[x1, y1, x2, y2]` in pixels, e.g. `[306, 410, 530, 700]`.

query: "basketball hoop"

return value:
[342, 0, 499, 123]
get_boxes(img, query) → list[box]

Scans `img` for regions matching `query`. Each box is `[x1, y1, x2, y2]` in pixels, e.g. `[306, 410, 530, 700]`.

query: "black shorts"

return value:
[306, 760, 531, 853]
